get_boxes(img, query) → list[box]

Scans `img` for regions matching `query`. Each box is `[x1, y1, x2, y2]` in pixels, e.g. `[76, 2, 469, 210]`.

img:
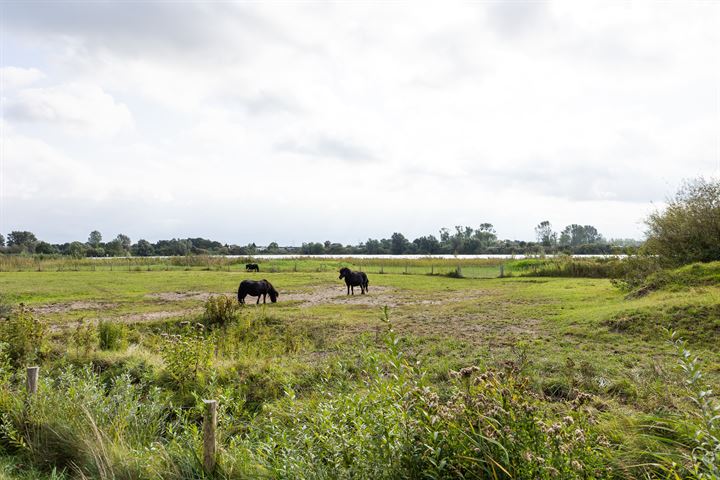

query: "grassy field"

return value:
[0, 259, 718, 478]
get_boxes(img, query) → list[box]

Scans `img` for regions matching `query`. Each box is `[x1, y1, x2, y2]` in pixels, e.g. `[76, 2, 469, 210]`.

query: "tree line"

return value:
[0, 223, 642, 257]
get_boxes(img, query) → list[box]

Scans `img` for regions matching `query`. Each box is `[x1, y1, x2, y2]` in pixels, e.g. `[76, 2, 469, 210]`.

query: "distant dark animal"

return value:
[245, 263, 260, 272]
[238, 279, 278, 304]
[339, 267, 369, 295]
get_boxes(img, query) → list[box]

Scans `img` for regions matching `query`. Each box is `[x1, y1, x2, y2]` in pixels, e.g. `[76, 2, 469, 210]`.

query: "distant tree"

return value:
[0, 233, 4, 247]
[132, 239, 154, 256]
[535, 221, 557, 247]
[364, 239, 382, 254]
[105, 240, 124, 256]
[68, 241, 87, 258]
[559, 224, 604, 247]
[301, 242, 324, 254]
[7, 231, 37, 253]
[473, 223, 497, 248]
[35, 241, 57, 254]
[266, 242, 280, 254]
[115, 234, 131, 253]
[390, 232, 410, 254]
[413, 235, 441, 254]
[645, 177, 720, 265]
[88, 230, 102, 247]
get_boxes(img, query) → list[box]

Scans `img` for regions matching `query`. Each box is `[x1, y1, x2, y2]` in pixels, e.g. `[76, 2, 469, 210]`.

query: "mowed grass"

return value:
[1, 267, 717, 408]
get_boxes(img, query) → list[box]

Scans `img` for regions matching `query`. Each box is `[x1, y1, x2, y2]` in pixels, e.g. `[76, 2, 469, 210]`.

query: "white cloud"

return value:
[0, 66, 44, 89]
[6, 83, 133, 137]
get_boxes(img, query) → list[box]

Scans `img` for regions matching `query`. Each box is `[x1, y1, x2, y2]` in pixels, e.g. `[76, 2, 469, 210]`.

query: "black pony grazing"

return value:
[338, 267, 369, 295]
[245, 263, 260, 272]
[238, 279, 278, 304]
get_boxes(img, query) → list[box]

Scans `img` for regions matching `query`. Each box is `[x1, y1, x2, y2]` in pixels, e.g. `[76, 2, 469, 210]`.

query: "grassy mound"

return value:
[605, 304, 720, 345]
[627, 261, 720, 297]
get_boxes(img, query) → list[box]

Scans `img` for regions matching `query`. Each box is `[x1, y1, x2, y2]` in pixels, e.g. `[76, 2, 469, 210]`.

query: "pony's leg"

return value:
[256, 295, 260, 305]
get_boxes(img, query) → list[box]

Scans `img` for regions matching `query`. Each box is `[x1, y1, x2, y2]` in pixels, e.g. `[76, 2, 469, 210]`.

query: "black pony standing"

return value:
[238, 279, 279, 304]
[338, 267, 369, 295]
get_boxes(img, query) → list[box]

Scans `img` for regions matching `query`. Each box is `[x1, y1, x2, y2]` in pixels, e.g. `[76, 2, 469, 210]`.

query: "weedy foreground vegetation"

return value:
[0, 257, 718, 479]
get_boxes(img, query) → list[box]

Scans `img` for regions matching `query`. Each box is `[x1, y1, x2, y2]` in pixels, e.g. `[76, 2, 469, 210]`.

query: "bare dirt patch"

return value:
[34, 301, 118, 315]
[145, 291, 215, 301]
[282, 285, 401, 307]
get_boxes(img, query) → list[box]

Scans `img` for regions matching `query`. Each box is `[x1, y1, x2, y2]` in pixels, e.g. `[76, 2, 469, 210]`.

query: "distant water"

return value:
[223, 254, 627, 260]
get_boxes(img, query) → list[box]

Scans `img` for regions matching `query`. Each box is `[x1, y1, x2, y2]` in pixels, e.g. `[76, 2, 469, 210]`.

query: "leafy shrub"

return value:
[71, 319, 97, 356]
[645, 177, 720, 265]
[160, 330, 212, 391]
[98, 320, 126, 351]
[203, 294, 239, 329]
[0, 304, 46, 367]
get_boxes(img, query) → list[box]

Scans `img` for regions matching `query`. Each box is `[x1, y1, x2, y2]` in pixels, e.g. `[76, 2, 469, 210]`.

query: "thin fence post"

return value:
[203, 399, 218, 473]
[499, 265, 504, 278]
[26, 366, 39, 395]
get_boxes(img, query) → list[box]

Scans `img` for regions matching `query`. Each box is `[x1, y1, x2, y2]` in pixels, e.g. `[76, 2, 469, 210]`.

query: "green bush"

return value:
[71, 319, 97, 356]
[160, 330, 212, 391]
[98, 320, 126, 351]
[645, 177, 720, 265]
[203, 294, 239, 329]
[0, 304, 46, 367]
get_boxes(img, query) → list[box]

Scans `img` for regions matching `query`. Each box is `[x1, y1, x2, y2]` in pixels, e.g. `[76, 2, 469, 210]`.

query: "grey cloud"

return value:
[276, 136, 377, 163]
[484, 1, 548, 38]
[2, 2, 289, 59]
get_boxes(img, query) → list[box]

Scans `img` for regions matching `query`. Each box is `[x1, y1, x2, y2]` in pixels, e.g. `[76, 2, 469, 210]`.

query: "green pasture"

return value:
[0, 260, 718, 479]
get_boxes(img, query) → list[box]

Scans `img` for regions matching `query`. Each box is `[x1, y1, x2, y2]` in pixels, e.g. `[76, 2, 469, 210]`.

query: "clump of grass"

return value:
[97, 320, 126, 351]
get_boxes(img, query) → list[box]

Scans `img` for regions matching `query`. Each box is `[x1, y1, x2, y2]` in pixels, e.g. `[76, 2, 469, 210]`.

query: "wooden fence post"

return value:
[203, 399, 218, 473]
[26, 366, 39, 395]
[499, 265, 504, 278]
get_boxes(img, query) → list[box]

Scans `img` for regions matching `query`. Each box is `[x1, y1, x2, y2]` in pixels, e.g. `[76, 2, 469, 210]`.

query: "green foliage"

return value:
[0, 304, 46, 367]
[645, 177, 720, 265]
[203, 294, 239, 329]
[97, 320, 126, 351]
[160, 330, 213, 390]
[649, 333, 720, 479]
[511, 256, 623, 278]
[609, 254, 663, 292]
[70, 319, 97, 356]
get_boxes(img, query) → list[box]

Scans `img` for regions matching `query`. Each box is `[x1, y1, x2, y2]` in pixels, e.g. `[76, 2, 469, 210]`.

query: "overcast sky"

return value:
[1, 1, 718, 245]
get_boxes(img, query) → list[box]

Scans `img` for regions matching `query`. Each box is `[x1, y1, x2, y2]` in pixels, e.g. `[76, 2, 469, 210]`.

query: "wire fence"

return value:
[0, 255, 514, 278]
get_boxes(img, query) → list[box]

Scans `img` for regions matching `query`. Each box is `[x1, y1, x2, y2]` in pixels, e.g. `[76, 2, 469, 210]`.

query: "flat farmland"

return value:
[0, 262, 718, 479]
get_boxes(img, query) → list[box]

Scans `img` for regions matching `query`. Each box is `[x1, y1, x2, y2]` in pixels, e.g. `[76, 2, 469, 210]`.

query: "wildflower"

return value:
[571, 460, 583, 471]
[563, 416, 574, 426]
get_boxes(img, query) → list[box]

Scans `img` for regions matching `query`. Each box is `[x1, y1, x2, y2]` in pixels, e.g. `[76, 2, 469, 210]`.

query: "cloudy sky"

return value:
[1, 1, 718, 245]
